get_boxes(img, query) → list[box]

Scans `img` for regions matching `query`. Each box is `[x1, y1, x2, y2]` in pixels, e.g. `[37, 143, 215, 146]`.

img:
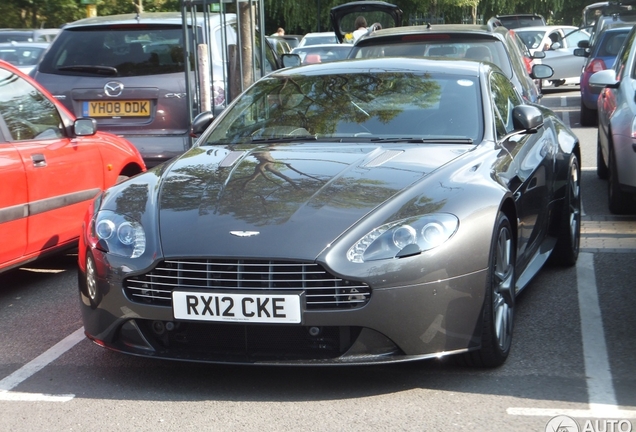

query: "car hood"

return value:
[157, 141, 471, 259]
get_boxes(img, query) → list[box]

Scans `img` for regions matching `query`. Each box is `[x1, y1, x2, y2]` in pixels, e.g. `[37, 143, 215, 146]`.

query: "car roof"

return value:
[356, 23, 507, 44]
[61, 12, 232, 28]
[272, 56, 483, 77]
[514, 25, 579, 32]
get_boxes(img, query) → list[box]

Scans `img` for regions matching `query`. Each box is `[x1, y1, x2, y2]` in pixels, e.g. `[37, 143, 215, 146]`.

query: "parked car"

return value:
[0, 42, 49, 74]
[31, 12, 281, 168]
[290, 43, 352, 64]
[0, 28, 59, 43]
[575, 25, 632, 125]
[493, 13, 546, 29]
[0, 60, 145, 274]
[342, 17, 551, 103]
[297, 32, 339, 47]
[515, 25, 590, 88]
[590, 25, 636, 214]
[78, 57, 581, 367]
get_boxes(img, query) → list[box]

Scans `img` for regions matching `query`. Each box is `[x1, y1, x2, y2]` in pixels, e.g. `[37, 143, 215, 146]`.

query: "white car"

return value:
[297, 32, 338, 47]
[516, 25, 590, 88]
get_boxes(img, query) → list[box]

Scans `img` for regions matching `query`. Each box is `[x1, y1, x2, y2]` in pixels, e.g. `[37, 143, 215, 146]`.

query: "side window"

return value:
[0, 69, 64, 141]
[490, 71, 523, 140]
[616, 28, 636, 80]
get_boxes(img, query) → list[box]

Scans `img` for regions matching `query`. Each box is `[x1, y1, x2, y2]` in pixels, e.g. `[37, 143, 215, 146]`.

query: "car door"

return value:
[543, 28, 588, 80]
[490, 71, 554, 269]
[0, 66, 103, 257]
[0, 127, 28, 268]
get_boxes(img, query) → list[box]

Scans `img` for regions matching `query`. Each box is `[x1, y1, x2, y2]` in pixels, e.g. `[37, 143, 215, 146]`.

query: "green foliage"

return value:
[0, 0, 591, 33]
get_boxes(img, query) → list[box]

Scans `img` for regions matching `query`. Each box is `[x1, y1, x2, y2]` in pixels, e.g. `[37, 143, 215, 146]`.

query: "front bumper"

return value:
[79, 250, 488, 365]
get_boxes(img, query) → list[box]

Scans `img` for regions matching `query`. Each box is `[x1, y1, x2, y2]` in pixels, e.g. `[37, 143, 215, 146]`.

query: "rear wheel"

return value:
[580, 101, 597, 127]
[464, 212, 515, 367]
[549, 154, 581, 266]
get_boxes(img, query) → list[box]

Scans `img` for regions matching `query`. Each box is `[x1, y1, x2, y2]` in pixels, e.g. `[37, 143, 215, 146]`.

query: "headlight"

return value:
[92, 210, 146, 258]
[347, 213, 459, 263]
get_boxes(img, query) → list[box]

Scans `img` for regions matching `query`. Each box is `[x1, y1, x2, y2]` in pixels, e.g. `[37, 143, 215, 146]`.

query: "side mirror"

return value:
[500, 105, 544, 142]
[578, 39, 590, 49]
[512, 105, 543, 131]
[551, 41, 562, 50]
[573, 48, 589, 57]
[281, 53, 301, 68]
[74, 118, 97, 136]
[589, 69, 619, 88]
[531, 64, 554, 80]
[532, 50, 546, 59]
[191, 111, 214, 137]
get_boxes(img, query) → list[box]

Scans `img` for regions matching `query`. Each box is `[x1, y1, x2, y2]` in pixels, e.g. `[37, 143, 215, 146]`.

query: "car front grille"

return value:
[124, 259, 371, 310]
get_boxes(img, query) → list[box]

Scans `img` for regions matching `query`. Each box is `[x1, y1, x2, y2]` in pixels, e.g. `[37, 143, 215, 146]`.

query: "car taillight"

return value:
[585, 58, 607, 73]
[523, 57, 533, 74]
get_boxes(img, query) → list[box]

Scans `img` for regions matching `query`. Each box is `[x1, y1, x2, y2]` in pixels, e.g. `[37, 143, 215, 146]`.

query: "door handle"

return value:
[31, 154, 47, 167]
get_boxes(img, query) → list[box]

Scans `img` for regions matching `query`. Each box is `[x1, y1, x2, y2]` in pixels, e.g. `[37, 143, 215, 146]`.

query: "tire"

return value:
[597, 132, 608, 180]
[464, 212, 515, 368]
[549, 154, 581, 266]
[84, 251, 102, 308]
[608, 146, 634, 214]
[580, 101, 597, 127]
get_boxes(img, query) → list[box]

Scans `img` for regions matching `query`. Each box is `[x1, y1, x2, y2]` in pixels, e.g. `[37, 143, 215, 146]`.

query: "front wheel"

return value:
[608, 146, 635, 214]
[464, 212, 515, 367]
[597, 132, 608, 179]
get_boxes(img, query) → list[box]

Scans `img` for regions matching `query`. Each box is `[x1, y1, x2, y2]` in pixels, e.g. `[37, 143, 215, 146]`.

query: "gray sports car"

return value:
[78, 57, 581, 367]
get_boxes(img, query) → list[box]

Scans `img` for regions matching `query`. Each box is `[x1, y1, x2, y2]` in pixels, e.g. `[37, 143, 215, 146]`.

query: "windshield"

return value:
[515, 30, 546, 50]
[38, 26, 188, 77]
[202, 71, 483, 144]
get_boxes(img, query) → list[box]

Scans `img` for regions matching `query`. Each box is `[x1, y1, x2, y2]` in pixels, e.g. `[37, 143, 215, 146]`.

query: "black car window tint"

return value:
[0, 69, 64, 142]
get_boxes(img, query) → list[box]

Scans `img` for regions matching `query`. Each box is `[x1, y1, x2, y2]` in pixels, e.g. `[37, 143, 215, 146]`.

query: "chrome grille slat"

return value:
[124, 259, 371, 310]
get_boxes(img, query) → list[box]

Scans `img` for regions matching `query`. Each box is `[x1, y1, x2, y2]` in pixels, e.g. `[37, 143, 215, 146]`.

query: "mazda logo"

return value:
[104, 81, 124, 97]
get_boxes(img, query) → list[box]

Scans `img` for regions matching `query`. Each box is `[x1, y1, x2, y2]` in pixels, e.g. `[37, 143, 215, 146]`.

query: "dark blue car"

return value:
[578, 25, 633, 125]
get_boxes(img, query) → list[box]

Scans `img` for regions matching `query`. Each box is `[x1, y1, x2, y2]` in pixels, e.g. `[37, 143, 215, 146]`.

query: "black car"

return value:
[78, 57, 580, 367]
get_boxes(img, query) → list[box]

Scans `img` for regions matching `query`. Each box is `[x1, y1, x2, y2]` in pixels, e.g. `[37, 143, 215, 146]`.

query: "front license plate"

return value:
[173, 291, 302, 323]
[82, 100, 151, 117]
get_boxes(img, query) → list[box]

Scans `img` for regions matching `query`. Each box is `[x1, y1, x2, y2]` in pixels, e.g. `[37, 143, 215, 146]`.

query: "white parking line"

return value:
[507, 252, 636, 419]
[0, 327, 84, 402]
[561, 95, 570, 128]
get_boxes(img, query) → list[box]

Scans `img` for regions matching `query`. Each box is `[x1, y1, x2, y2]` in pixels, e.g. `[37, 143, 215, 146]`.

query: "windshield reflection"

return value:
[203, 71, 483, 143]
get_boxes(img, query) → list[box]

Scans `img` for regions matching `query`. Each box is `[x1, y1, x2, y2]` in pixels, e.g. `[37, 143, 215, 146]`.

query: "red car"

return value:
[0, 60, 146, 273]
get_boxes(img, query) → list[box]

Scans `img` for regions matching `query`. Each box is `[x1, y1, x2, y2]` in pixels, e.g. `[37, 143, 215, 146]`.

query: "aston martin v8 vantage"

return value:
[78, 58, 581, 367]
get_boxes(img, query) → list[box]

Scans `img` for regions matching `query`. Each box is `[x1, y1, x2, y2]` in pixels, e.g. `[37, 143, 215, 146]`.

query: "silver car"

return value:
[590, 24, 636, 214]
[515, 25, 590, 88]
[31, 12, 280, 167]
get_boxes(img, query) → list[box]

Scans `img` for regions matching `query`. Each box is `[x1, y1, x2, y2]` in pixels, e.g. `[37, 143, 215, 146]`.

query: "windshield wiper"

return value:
[250, 135, 318, 143]
[57, 65, 118, 76]
[370, 137, 474, 144]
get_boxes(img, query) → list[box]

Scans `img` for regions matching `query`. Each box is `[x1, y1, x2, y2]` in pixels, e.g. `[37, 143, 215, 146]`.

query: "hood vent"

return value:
[219, 151, 245, 168]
